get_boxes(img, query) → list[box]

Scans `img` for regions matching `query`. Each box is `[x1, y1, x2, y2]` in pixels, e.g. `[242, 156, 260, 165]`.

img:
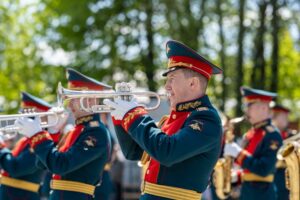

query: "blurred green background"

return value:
[0, 0, 299, 122]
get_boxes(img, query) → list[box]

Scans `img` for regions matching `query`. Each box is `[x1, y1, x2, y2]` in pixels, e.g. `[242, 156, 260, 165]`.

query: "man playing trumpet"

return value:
[15, 68, 112, 200]
[0, 92, 54, 200]
[104, 40, 223, 200]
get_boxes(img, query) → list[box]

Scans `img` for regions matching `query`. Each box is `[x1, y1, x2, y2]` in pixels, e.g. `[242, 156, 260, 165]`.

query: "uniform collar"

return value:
[175, 95, 211, 112]
[75, 114, 100, 126]
[253, 118, 271, 129]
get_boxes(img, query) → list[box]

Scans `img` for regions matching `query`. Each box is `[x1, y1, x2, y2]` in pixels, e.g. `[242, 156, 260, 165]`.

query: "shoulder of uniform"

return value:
[190, 106, 210, 115]
[195, 106, 209, 112]
[264, 125, 277, 133]
[186, 107, 222, 132]
[84, 120, 103, 131]
[88, 120, 100, 127]
[263, 125, 282, 143]
[264, 126, 283, 150]
[81, 123, 109, 143]
[190, 106, 220, 121]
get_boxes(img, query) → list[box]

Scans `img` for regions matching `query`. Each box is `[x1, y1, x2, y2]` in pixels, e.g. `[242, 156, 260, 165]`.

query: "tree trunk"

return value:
[270, 0, 280, 92]
[217, 0, 227, 111]
[143, 0, 156, 91]
[198, 0, 207, 51]
[235, 0, 246, 117]
[251, 0, 268, 89]
[164, 0, 206, 51]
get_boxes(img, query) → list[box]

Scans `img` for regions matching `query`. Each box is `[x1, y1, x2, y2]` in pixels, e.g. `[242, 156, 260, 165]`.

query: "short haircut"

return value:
[272, 111, 280, 119]
[180, 68, 208, 90]
[272, 110, 287, 119]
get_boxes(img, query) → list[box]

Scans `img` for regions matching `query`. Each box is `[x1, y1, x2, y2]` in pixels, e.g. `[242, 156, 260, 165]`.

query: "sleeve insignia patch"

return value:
[270, 140, 279, 150]
[84, 136, 97, 147]
[189, 120, 203, 131]
[89, 121, 100, 127]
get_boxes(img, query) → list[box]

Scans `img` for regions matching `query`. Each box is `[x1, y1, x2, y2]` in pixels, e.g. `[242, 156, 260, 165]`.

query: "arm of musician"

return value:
[35, 131, 62, 170]
[29, 126, 110, 175]
[112, 118, 143, 161]
[121, 107, 223, 167]
[48, 131, 62, 143]
[35, 157, 47, 169]
[0, 147, 39, 177]
[236, 131, 283, 176]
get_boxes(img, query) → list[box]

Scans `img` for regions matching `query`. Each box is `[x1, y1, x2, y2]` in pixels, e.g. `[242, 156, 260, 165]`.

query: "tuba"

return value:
[213, 116, 244, 199]
[277, 138, 300, 200]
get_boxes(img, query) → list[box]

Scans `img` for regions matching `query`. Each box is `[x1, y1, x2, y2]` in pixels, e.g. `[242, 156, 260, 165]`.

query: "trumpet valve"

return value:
[116, 82, 132, 101]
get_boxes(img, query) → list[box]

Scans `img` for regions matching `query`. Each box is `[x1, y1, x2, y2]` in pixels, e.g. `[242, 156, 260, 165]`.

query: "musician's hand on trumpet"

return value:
[47, 107, 69, 134]
[103, 98, 139, 120]
[103, 82, 142, 120]
[224, 142, 242, 158]
[14, 117, 42, 138]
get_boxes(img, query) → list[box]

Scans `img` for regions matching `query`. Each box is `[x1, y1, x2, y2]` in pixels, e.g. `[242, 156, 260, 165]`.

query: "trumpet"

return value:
[0, 109, 64, 133]
[0, 129, 17, 141]
[57, 82, 165, 113]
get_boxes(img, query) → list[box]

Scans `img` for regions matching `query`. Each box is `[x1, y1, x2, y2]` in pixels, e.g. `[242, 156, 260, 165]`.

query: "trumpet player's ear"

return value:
[189, 76, 199, 87]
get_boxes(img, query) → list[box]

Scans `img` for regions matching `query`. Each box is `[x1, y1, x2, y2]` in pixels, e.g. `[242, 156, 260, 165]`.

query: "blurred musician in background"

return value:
[272, 104, 291, 200]
[0, 92, 52, 200]
[224, 87, 283, 200]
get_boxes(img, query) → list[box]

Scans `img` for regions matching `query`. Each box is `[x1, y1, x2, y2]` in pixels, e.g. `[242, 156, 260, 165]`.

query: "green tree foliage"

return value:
[0, 0, 299, 120]
[0, 1, 63, 113]
[277, 31, 300, 117]
[40, 0, 164, 91]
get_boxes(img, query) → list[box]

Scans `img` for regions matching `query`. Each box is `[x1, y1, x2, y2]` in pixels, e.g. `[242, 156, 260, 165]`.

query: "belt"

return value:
[140, 151, 150, 165]
[50, 179, 95, 196]
[242, 173, 274, 182]
[1, 176, 40, 193]
[142, 181, 202, 200]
